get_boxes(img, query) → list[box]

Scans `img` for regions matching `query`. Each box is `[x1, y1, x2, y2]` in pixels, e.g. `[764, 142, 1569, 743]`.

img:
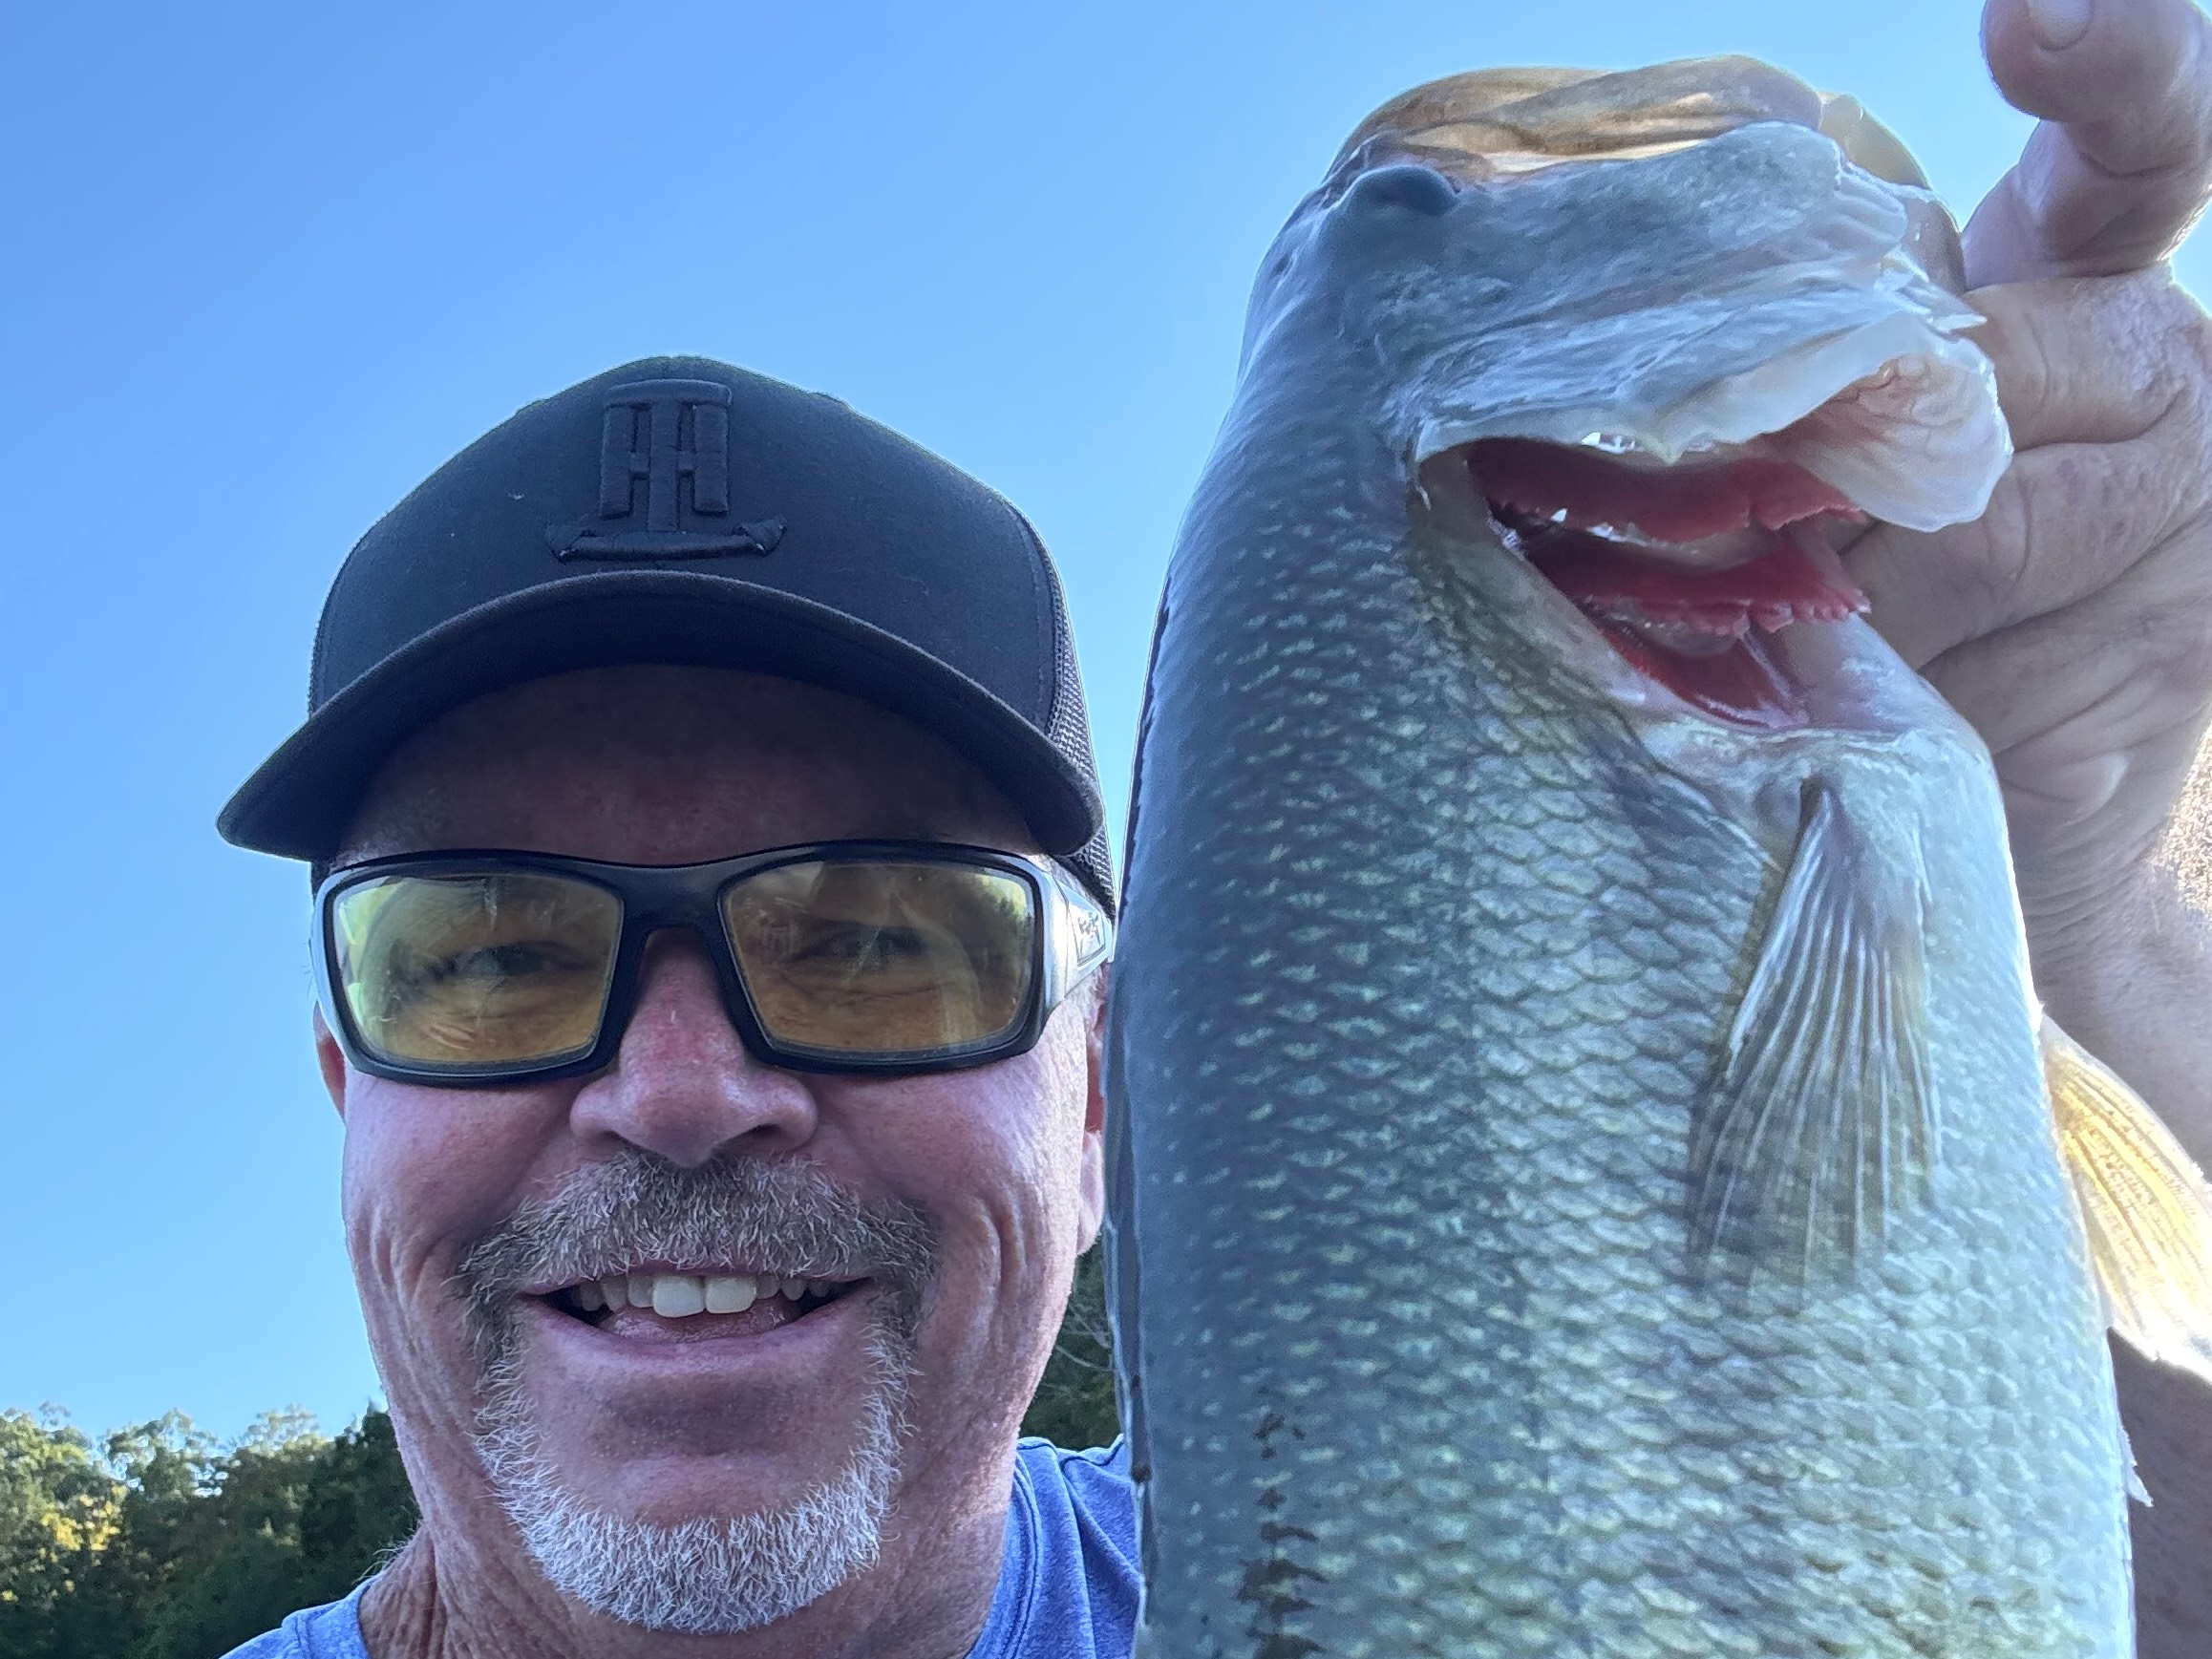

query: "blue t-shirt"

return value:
[222, 1438, 1138, 1659]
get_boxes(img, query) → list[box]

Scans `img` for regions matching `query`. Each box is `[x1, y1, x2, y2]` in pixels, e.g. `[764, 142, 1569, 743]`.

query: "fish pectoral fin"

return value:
[1688, 776, 1938, 1285]
[2045, 1017, 2212, 1389]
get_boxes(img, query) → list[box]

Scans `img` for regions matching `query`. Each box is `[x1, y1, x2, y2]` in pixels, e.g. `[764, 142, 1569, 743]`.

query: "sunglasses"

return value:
[312, 840, 1114, 1084]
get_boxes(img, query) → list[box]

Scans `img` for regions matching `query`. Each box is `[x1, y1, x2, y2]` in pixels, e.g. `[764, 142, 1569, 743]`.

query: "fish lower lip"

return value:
[1586, 610, 1812, 731]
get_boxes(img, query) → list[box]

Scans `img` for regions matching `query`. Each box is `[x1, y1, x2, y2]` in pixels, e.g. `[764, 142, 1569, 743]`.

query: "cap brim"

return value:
[218, 570, 1105, 861]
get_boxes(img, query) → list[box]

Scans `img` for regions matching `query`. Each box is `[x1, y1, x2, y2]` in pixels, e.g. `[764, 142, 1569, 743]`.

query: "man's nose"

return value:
[565, 929, 819, 1166]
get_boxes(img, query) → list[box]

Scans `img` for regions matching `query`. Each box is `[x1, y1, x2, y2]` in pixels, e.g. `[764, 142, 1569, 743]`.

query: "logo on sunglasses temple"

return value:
[1066, 902, 1109, 973]
[546, 378, 787, 562]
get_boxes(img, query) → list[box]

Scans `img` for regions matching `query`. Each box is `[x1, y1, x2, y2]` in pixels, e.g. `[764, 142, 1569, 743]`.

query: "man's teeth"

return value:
[654, 1277, 707, 1317]
[567, 1271, 841, 1318]
[706, 1276, 756, 1314]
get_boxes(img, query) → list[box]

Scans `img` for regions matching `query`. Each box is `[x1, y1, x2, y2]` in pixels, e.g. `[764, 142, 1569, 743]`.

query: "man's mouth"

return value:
[1464, 436, 1874, 731]
[531, 1267, 869, 1344]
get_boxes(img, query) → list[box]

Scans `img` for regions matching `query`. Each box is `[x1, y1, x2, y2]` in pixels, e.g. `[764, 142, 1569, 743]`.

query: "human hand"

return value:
[1840, 0, 2212, 989]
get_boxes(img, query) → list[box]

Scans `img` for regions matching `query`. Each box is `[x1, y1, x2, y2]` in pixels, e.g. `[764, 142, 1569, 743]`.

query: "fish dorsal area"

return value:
[1329, 54, 1960, 282]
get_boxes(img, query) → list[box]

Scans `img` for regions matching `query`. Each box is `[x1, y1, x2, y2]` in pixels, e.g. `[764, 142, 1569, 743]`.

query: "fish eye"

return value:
[1344, 163, 1457, 219]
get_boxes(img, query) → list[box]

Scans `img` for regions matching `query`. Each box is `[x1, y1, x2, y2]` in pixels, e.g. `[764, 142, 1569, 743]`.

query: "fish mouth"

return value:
[1461, 434, 1878, 733]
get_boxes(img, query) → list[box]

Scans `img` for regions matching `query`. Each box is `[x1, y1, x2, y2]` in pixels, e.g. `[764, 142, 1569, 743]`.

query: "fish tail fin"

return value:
[2045, 1017, 2212, 1389]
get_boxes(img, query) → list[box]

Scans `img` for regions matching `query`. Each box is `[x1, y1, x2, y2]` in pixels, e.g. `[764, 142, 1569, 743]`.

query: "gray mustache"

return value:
[456, 1150, 938, 1359]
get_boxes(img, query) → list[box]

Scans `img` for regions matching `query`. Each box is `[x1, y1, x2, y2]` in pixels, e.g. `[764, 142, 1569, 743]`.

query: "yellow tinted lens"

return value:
[330, 872, 621, 1067]
[723, 861, 1035, 1055]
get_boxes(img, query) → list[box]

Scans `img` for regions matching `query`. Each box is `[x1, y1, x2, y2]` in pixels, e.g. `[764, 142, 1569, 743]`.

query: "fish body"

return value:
[1106, 76, 2137, 1659]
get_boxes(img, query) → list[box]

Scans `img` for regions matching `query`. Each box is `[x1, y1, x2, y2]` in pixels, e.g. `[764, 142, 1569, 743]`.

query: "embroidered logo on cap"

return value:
[547, 378, 786, 560]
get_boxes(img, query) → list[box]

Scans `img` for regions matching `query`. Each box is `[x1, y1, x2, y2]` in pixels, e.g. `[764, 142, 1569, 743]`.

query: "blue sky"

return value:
[4, 0, 2201, 1442]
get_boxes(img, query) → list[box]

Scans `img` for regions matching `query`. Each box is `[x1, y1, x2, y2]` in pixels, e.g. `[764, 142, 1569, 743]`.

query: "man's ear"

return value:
[1076, 969, 1109, 1250]
[313, 1008, 350, 1121]
[1083, 968, 1109, 1137]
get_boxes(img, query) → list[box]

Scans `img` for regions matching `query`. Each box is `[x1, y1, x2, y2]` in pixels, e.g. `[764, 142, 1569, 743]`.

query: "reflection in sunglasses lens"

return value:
[331, 873, 621, 1066]
[724, 861, 1033, 1056]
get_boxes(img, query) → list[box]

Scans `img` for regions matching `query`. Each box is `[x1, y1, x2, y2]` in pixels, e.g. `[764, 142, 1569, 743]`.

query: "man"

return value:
[218, 0, 2212, 1653]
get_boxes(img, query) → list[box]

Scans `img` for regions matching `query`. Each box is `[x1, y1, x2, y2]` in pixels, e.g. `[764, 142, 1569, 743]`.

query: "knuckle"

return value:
[2180, 609, 2212, 683]
[2098, 268, 2192, 400]
[2133, 5, 2212, 170]
[2166, 288, 2212, 404]
[2154, 297, 2212, 504]
[2180, 6, 2212, 158]
[1950, 469, 2040, 609]
[1978, 281, 2051, 354]
[1995, 301, 2058, 419]
[2148, 603, 2212, 709]
[2028, 444, 2116, 526]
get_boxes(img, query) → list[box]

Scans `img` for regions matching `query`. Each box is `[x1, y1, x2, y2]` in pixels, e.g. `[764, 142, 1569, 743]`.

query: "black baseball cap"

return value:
[218, 356, 1116, 911]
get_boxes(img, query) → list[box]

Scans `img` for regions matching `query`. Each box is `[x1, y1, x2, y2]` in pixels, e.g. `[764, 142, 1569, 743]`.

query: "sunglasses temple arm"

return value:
[1047, 868, 1115, 1005]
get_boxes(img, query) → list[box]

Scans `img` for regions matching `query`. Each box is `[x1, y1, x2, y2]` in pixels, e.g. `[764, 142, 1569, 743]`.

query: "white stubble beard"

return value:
[452, 1152, 936, 1636]
[470, 1304, 917, 1636]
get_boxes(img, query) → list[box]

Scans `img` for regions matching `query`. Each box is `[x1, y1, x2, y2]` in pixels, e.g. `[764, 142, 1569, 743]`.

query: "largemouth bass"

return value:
[1105, 58, 2212, 1659]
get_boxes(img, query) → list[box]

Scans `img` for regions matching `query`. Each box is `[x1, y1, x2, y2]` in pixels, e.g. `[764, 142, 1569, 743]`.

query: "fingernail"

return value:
[2027, 0, 2094, 50]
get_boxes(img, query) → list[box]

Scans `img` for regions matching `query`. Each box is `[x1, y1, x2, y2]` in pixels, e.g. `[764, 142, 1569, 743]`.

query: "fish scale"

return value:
[1106, 122, 2133, 1652]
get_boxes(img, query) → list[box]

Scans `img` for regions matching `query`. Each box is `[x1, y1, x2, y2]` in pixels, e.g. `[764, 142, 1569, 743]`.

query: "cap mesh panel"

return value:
[1036, 543, 1118, 917]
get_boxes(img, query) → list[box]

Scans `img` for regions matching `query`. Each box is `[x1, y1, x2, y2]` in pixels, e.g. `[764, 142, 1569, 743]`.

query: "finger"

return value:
[1844, 436, 2210, 667]
[1920, 569, 2212, 761]
[1965, 0, 2212, 285]
[1919, 584, 2212, 883]
[1969, 269, 2206, 447]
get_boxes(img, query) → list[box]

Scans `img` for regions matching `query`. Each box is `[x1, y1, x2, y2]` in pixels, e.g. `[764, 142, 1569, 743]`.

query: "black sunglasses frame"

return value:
[311, 840, 1113, 1087]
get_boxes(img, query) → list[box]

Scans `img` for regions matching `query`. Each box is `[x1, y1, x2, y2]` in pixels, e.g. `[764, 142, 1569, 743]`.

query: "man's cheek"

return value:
[342, 1169, 476, 1430]
[340, 1075, 563, 1265]
[902, 1164, 1078, 1437]
[338, 1083, 538, 1421]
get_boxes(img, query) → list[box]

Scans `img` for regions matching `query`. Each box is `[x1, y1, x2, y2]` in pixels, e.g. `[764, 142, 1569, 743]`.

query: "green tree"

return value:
[0, 1407, 418, 1659]
[296, 1411, 416, 1602]
[127, 1410, 418, 1659]
[1021, 1248, 1120, 1450]
[0, 1408, 127, 1659]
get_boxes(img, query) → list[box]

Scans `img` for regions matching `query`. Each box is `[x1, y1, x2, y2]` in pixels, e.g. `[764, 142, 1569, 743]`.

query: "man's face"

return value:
[318, 665, 1106, 1632]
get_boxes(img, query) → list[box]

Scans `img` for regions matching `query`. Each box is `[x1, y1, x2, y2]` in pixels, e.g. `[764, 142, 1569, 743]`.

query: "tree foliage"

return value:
[0, 1407, 416, 1659]
[1021, 1246, 1120, 1451]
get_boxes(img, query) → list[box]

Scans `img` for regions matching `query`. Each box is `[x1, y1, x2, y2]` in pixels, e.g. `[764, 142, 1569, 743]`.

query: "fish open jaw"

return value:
[1463, 436, 1875, 732]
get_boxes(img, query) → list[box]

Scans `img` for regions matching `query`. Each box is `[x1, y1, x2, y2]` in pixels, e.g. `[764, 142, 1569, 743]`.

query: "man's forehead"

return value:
[336, 664, 1036, 867]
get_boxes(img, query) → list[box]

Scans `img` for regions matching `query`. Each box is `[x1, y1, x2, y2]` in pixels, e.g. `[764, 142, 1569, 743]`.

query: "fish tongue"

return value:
[1603, 619, 1809, 731]
[1467, 437, 1860, 542]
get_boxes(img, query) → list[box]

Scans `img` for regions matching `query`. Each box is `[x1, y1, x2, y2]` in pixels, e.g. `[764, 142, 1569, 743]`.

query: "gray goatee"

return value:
[454, 1151, 938, 1634]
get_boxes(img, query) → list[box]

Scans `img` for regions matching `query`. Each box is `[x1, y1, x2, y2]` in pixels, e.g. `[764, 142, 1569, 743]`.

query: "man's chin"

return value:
[464, 1283, 917, 1634]
[484, 1455, 898, 1636]
[471, 1358, 910, 1636]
